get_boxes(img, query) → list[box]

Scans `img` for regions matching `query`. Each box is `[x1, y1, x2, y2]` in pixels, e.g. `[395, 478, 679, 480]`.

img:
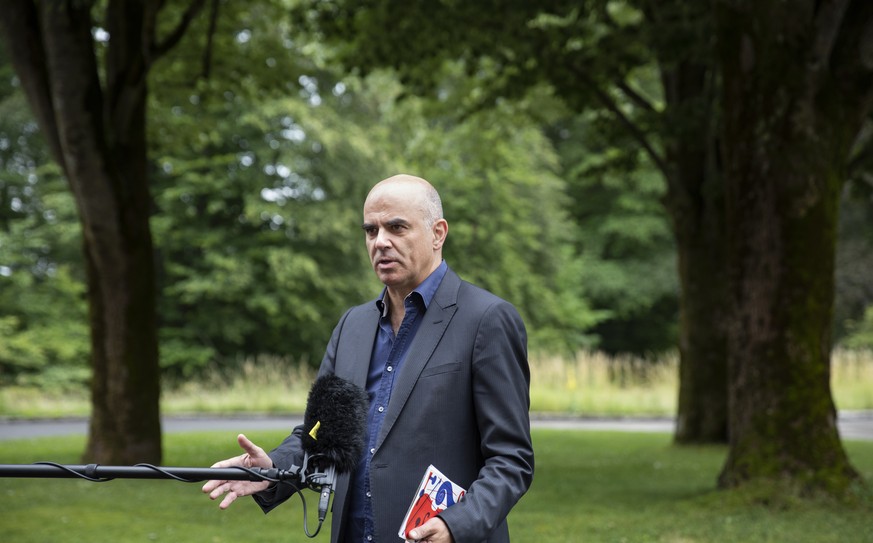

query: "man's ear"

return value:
[432, 219, 448, 250]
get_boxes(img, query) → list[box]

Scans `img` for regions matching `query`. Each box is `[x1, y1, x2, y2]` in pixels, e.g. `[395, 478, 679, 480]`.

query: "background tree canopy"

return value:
[1, 0, 871, 385]
[1, 1, 602, 387]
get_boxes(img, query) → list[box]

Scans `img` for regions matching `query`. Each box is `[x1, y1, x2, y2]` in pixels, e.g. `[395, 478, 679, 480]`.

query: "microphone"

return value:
[298, 373, 369, 524]
[302, 373, 369, 472]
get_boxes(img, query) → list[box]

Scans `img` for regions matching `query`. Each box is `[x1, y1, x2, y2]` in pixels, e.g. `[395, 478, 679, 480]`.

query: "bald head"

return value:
[365, 174, 444, 228]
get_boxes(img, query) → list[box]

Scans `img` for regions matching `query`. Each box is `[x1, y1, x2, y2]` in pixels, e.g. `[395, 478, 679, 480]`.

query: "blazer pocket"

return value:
[418, 360, 460, 378]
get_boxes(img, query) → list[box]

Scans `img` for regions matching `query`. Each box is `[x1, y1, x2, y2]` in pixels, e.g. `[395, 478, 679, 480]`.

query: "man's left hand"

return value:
[408, 516, 453, 543]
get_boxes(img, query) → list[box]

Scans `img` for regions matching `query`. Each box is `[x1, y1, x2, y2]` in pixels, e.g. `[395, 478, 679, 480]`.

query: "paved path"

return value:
[2, 411, 872, 441]
[530, 411, 873, 441]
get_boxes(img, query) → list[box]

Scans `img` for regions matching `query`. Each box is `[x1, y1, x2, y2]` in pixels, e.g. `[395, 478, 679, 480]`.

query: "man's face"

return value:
[362, 183, 444, 297]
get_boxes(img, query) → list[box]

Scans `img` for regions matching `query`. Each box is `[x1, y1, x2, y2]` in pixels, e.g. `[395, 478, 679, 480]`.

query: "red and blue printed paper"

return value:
[398, 464, 466, 541]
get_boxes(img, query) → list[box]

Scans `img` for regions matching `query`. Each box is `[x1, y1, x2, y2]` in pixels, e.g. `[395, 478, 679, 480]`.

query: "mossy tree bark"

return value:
[715, 0, 872, 492]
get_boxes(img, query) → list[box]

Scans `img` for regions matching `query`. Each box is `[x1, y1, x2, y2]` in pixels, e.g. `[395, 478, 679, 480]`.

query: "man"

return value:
[203, 174, 534, 542]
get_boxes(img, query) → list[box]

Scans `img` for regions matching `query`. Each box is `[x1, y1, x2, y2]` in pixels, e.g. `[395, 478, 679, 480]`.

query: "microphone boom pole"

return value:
[0, 462, 313, 484]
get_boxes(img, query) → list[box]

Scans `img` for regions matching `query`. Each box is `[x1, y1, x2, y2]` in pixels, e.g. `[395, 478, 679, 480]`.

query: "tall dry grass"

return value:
[530, 348, 873, 416]
[163, 356, 316, 414]
[1, 350, 872, 418]
[831, 348, 873, 411]
[529, 351, 679, 416]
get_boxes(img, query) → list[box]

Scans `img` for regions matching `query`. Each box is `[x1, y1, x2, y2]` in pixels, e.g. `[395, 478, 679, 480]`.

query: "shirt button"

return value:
[370, 448, 375, 454]
[378, 406, 385, 412]
[367, 536, 373, 541]
[366, 491, 372, 498]
[387, 366, 393, 372]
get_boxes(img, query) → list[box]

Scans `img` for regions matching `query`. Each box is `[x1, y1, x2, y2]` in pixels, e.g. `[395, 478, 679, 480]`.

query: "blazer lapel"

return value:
[334, 303, 380, 389]
[375, 270, 460, 451]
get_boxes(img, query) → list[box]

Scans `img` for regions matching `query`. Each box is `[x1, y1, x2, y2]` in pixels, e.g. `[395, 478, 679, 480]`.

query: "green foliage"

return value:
[834, 152, 873, 344]
[1, 1, 600, 389]
[554, 111, 678, 354]
[0, 265, 89, 388]
[144, 0, 600, 376]
[842, 307, 873, 350]
[294, 0, 681, 355]
[0, 61, 89, 388]
[148, 1, 384, 376]
[2, 0, 870, 391]
[0, 194, 89, 387]
[383, 93, 603, 351]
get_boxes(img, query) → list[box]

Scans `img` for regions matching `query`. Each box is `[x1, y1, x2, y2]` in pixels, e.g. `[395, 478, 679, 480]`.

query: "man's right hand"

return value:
[201, 433, 273, 509]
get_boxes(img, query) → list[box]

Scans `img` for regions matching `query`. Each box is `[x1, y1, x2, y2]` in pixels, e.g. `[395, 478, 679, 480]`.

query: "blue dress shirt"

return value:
[345, 261, 448, 542]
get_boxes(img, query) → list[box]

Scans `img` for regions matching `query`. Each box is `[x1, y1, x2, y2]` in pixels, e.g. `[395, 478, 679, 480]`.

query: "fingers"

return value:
[201, 477, 224, 498]
[237, 433, 260, 455]
[408, 517, 452, 543]
[201, 453, 246, 493]
[209, 481, 237, 506]
[205, 481, 252, 509]
[208, 454, 244, 469]
[201, 434, 272, 501]
[203, 478, 271, 507]
[219, 487, 242, 509]
[212, 482, 243, 509]
[236, 434, 273, 468]
[201, 478, 223, 493]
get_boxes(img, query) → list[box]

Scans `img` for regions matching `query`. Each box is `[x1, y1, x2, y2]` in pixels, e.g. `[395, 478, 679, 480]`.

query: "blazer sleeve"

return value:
[437, 298, 535, 541]
[251, 425, 307, 513]
[252, 308, 349, 513]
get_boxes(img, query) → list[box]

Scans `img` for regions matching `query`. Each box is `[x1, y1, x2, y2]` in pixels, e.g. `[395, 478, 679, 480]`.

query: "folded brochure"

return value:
[398, 464, 466, 541]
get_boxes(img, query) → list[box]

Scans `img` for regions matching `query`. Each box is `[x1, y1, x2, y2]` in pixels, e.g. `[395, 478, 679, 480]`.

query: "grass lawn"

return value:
[0, 429, 871, 542]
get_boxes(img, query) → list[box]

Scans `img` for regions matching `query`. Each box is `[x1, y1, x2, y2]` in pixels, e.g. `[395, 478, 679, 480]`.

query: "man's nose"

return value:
[374, 229, 392, 249]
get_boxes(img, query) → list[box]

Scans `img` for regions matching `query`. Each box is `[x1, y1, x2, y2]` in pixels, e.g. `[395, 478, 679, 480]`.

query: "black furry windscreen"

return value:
[301, 374, 369, 473]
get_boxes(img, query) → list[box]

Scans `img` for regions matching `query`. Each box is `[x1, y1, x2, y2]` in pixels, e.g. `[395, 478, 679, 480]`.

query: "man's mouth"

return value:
[376, 257, 397, 269]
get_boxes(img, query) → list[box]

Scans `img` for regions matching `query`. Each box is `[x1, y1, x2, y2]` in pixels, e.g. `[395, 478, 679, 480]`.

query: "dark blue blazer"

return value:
[257, 268, 534, 542]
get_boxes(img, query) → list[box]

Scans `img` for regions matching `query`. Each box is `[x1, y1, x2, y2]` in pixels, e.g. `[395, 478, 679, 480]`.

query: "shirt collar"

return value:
[375, 260, 448, 318]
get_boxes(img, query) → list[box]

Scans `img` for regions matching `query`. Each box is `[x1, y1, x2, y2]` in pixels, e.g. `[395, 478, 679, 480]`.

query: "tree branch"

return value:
[824, 1, 873, 145]
[570, 64, 670, 179]
[616, 80, 658, 113]
[0, 0, 66, 171]
[596, 84, 669, 179]
[847, 119, 873, 176]
[811, 0, 851, 69]
[200, 0, 220, 79]
[150, 0, 207, 61]
[806, 0, 851, 93]
[141, 0, 163, 66]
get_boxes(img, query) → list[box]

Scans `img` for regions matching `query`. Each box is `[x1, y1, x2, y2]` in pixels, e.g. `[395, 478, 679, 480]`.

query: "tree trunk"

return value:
[0, 0, 163, 464]
[661, 59, 730, 444]
[672, 199, 729, 444]
[715, 0, 872, 493]
[718, 150, 855, 491]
